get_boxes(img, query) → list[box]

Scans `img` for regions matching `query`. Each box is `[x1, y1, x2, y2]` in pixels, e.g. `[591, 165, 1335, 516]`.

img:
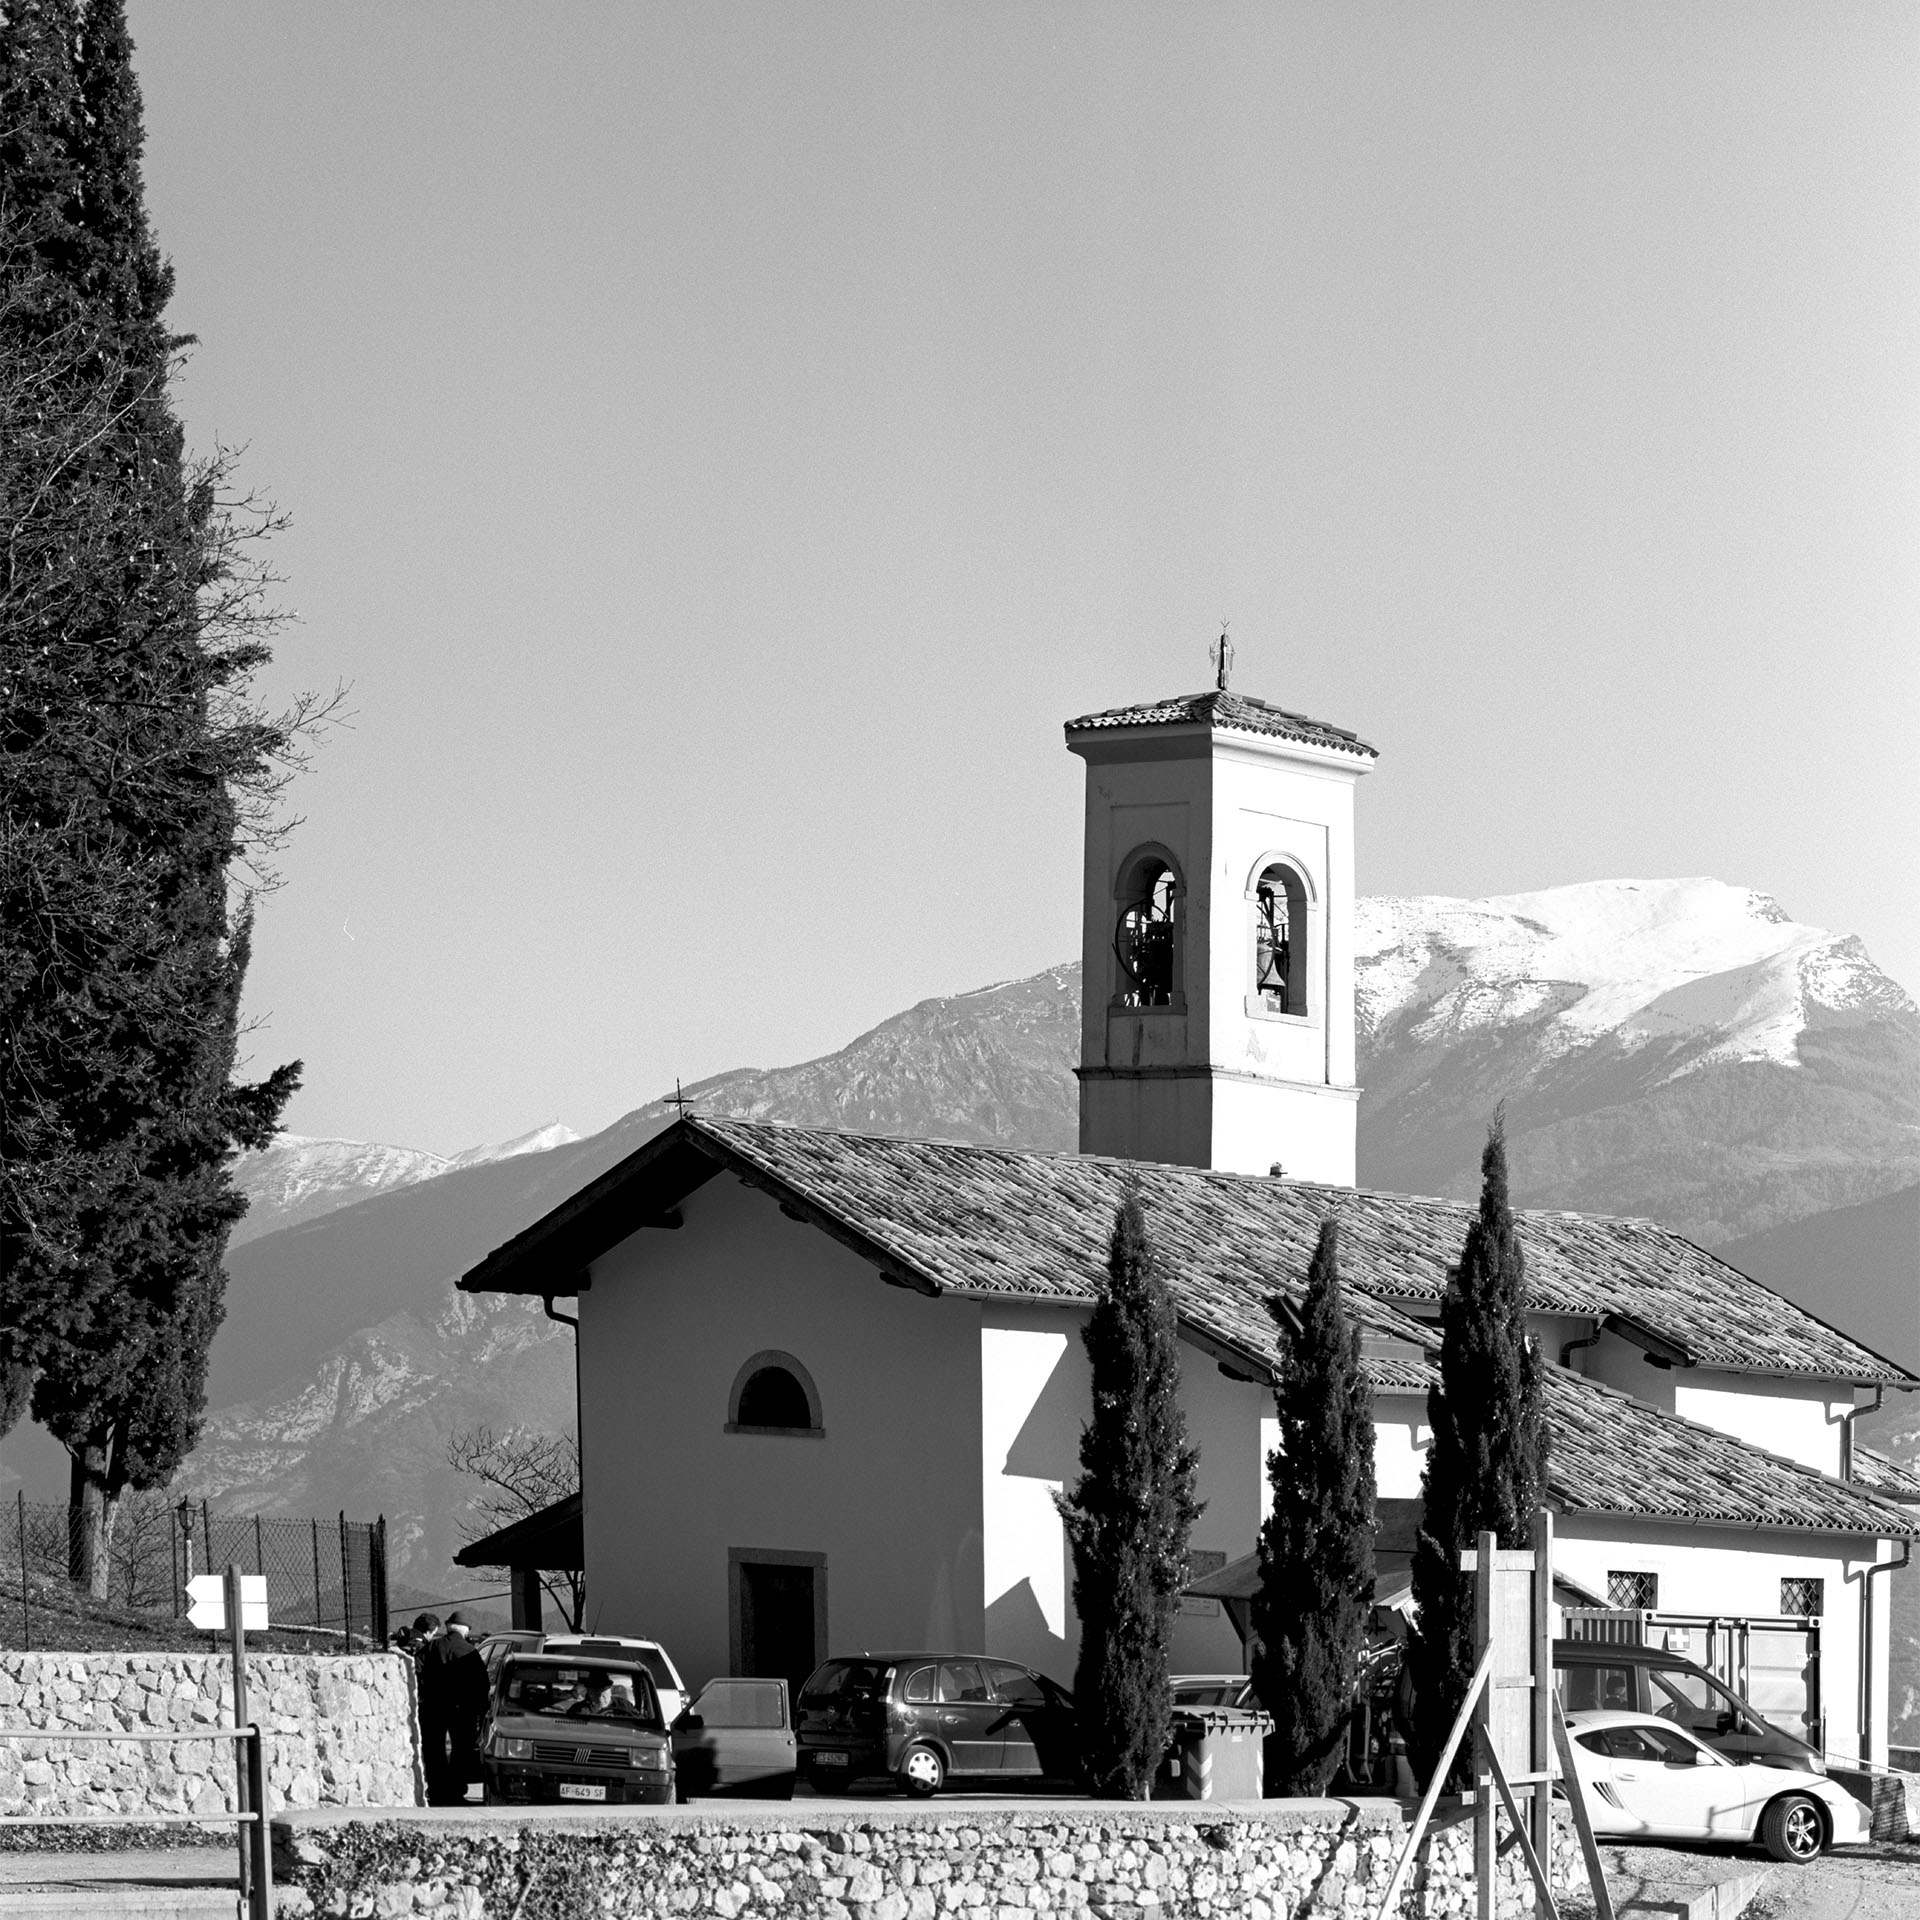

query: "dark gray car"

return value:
[1554, 1640, 1823, 1773]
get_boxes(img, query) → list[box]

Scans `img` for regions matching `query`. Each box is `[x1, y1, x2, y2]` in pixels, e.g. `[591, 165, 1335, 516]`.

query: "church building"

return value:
[462, 681, 1919, 1770]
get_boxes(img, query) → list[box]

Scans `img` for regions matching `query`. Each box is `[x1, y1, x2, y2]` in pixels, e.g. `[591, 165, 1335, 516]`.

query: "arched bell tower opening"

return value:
[1065, 683, 1376, 1183]
[1112, 849, 1183, 1010]
[1249, 857, 1313, 1019]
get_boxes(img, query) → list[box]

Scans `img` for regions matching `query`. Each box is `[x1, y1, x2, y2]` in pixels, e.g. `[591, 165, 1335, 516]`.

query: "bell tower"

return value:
[1064, 679, 1376, 1183]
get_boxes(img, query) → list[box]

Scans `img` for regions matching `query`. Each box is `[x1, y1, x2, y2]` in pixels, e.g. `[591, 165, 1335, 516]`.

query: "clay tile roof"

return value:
[1064, 690, 1378, 760]
[461, 1116, 1917, 1541]
[1545, 1370, 1917, 1539]
[675, 1118, 1910, 1387]
[1851, 1445, 1920, 1506]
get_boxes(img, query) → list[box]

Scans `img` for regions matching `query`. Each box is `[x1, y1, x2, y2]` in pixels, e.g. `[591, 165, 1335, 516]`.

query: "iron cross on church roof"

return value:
[1211, 623, 1234, 691]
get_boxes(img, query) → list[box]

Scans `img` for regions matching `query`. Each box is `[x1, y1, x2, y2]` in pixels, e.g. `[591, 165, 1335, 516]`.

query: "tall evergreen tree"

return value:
[0, 0, 302, 1591]
[1057, 1186, 1203, 1799]
[1406, 1112, 1550, 1782]
[1252, 1215, 1377, 1794]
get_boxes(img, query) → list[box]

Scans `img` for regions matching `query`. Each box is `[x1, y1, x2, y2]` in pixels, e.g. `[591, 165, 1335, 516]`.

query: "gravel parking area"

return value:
[1745, 1841, 1920, 1920]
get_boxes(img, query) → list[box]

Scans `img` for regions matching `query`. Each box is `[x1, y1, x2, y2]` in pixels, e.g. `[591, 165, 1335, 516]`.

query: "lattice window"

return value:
[1780, 1577, 1824, 1617]
[1607, 1570, 1658, 1610]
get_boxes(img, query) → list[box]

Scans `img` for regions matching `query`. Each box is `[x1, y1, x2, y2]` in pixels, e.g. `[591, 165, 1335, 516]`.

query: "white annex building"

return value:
[463, 683, 1920, 1769]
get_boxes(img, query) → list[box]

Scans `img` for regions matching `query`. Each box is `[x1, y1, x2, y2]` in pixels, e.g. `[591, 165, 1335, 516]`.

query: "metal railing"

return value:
[5, 1490, 387, 1648]
[0, 1566, 272, 1919]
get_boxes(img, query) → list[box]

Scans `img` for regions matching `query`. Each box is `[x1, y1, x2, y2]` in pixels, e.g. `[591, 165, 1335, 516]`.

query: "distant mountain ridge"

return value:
[70, 876, 1903, 1634]
[231, 1123, 581, 1245]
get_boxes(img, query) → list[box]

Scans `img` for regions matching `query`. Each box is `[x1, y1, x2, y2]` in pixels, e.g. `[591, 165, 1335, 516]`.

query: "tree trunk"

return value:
[66, 1430, 120, 1600]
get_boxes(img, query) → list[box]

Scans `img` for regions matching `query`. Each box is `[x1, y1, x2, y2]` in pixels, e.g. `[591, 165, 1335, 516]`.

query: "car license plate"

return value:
[558, 1782, 607, 1801]
[814, 1752, 848, 1767]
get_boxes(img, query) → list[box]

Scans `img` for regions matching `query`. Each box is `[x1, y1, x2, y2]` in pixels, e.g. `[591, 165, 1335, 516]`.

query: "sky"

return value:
[124, 2, 1920, 1158]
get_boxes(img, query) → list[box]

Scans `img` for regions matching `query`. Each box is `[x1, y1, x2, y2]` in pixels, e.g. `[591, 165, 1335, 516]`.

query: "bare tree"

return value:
[446, 1426, 583, 1629]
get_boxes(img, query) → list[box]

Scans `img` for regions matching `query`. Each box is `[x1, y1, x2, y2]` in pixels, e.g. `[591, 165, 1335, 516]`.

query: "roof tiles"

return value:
[1064, 690, 1377, 760]
[686, 1117, 1910, 1386]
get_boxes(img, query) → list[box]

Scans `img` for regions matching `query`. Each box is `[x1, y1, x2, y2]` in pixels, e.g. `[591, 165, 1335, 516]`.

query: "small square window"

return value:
[1607, 1570, 1658, 1610]
[1780, 1577, 1824, 1617]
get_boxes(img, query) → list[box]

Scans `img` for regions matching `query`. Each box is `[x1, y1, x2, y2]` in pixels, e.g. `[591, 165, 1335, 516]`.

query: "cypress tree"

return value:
[1406, 1112, 1550, 1782]
[0, 0, 302, 1591]
[1252, 1215, 1377, 1794]
[1057, 1186, 1204, 1799]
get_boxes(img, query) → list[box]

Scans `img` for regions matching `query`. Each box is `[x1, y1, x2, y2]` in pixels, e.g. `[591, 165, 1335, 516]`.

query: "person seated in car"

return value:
[564, 1670, 638, 1720]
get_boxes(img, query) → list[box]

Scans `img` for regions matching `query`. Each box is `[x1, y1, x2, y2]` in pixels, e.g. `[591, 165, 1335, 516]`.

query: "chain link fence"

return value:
[3, 1490, 388, 1648]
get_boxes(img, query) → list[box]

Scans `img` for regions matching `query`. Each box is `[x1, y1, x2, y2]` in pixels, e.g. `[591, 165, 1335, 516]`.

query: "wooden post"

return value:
[244, 1721, 274, 1920]
[225, 1564, 252, 1913]
[16, 1491, 29, 1653]
[1531, 1509, 1556, 1916]
[1474, 1529, 1497, 1920]
[339, 1513, 353, 1649]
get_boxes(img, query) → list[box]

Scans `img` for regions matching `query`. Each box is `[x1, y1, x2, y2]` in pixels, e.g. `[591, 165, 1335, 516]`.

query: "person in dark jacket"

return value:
[419, 1612, 490, 1803]
[408, 1614, 454, 1802]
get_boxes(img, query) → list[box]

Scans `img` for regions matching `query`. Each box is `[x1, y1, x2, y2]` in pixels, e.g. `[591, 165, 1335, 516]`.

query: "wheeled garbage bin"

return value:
[1154, 1706, 1274, 1801]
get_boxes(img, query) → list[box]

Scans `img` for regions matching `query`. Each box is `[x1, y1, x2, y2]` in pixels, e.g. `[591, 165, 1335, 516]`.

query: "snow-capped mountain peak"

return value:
[1355, 877, 1911, 1079]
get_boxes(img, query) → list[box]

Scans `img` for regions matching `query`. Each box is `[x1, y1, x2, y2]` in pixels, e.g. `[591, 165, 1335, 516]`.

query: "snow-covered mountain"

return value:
[230, 1122, 581, 1246]
[1355, 879, 1918, 1242]
[1358, 878, 1906, 1078]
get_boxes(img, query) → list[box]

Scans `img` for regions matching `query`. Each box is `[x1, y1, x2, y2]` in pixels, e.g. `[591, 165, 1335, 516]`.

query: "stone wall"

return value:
[0, 1653, 420, 1818]
[273, 1800, 1594, 1920]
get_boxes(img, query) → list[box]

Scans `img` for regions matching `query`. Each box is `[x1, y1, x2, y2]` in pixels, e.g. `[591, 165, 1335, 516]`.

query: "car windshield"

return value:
[548, 1641, 677, 1693]
[801, 1661, 892, 1701]
[499, 1660, 663, 1731]
[1173, 1683, 1242, 1707]
[1648, 1666, 1763, 1729]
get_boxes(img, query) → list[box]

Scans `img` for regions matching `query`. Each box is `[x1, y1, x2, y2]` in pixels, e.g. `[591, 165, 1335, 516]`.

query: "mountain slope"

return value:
[230, 1124, 581, 1247]
[1356, 880, 1919, 1241]
[1720, 1185, 1920, 1376]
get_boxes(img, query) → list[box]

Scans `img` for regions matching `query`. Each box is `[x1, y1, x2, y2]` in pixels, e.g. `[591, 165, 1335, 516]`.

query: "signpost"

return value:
[184, 1572, 268, 1631]
[186, 1564, 273, 1920]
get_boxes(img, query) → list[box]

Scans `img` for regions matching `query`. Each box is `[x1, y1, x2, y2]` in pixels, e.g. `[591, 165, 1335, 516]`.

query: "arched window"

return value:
[1113, 850, 1181, 1009]
[726, 1350, 824, 1436]
[1252, 861, 1309, 1016]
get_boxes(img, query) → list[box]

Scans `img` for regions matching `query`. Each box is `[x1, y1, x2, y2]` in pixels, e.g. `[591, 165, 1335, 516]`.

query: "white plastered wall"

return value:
[578, 1174, 985, 1695]
[1578, 1334, 1857, 1477]
[980, 1302, 1264, 1680]
[1555, 1518, 1894, 1766]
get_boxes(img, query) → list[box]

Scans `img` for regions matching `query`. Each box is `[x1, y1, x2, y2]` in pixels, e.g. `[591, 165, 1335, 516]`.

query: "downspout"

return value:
[1862, 1535, 1912, 1768]
[1840, 1385, 1883, 1481]
[541, 1279, 586, 1632]
[1558, 1322, 1603, 1371]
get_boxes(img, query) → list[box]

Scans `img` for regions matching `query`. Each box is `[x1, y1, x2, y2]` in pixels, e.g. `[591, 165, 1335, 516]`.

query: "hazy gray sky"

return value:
[127, 2, 1918, 1156]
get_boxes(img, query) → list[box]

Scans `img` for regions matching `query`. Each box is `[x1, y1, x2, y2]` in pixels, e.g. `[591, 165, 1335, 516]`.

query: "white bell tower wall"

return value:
[1067, 701, 1372, 1183]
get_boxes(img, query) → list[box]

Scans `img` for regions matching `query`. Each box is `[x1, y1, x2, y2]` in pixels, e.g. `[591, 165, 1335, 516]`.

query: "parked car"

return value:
[481, 1654, 675, 1805]
[1554, 1640, 1821, 1772]
[1561, 1711, 1866, 1863]
[478, 1632, 688, 1724]
[672, 1677, 797, 1800]
[795, 1655, 1076, 1798]
[1170, 1674, 1255, 1710]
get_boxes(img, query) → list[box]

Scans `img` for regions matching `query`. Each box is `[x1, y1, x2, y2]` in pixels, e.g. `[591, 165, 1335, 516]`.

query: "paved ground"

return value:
[1742, 1841, 1920, 1920]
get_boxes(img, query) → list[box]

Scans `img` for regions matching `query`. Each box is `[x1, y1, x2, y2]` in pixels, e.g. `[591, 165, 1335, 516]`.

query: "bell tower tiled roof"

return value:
[1064, 689, 1377, 761]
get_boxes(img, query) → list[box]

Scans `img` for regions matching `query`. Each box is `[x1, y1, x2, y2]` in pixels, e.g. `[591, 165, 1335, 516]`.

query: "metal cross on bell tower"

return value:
[1210, 623, 1234, 691]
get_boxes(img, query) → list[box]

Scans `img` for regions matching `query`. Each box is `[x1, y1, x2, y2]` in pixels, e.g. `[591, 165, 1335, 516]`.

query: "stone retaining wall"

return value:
[0, 1653, 420, 1818]
[273, 1800, 1594, 1920]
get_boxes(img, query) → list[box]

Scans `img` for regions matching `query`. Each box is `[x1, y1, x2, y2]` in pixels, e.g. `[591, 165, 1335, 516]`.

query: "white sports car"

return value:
[1562, 1711, 1870, 1864]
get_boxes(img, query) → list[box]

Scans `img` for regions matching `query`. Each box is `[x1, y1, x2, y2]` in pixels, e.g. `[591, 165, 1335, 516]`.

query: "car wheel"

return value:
[898, 1744, 946, 1798]
[1760, 1794, 1825, 1864]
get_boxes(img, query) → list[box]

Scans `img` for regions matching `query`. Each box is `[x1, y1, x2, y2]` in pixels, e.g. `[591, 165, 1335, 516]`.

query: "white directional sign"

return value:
[185, 1573, 269, 1631]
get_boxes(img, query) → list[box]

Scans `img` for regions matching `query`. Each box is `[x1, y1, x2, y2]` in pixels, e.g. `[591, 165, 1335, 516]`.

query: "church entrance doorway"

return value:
[730, 1549, 826, 1696]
